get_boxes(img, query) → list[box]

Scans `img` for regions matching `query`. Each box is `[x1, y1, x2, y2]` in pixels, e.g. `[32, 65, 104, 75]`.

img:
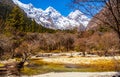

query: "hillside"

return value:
[87, 1, 120, 32]
[86, 8, 106, 30]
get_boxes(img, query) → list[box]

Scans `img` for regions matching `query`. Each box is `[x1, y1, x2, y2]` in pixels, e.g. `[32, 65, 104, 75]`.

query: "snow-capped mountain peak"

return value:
[68, 10, 82, 19]
[28, 3, 34, 9]
[68, 10, 90, 27]
[45, 6, 61, 18]
[45, 6, 56, 12]
[12, 0, 90, 30]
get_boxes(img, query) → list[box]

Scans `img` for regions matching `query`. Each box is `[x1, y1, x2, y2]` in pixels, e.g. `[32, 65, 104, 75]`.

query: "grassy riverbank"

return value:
[21, 56, 120, 75]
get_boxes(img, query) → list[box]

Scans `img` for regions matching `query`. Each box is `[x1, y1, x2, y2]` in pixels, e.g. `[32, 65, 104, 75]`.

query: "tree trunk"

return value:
[82, 52, 86, 57]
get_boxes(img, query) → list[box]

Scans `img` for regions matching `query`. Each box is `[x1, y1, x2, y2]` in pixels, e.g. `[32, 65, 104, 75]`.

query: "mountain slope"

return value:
[12, 0, 90, 30]
[86, 10, 104, 30]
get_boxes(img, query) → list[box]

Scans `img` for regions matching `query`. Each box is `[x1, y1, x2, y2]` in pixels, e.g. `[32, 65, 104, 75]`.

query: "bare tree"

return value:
[62, 35, 74, 52]
[74, 38, 87, 56]
[71, 0, 120, 43]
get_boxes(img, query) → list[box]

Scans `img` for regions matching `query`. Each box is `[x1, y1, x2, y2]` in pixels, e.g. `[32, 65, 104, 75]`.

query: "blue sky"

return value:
[19, 0, 73, 16]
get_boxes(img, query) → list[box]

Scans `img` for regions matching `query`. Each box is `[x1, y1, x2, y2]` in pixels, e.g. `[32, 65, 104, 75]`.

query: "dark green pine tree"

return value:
[6, 6, 25, 31]
[30, 20, 36, 32]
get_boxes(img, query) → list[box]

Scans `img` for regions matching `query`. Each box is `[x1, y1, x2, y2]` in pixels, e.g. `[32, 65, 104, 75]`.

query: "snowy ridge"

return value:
[12, 0, 90, 30]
